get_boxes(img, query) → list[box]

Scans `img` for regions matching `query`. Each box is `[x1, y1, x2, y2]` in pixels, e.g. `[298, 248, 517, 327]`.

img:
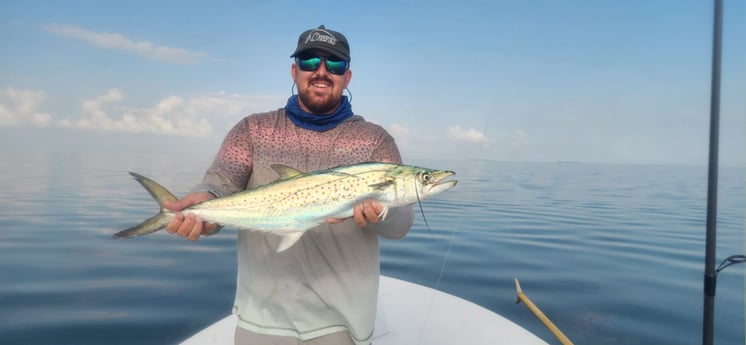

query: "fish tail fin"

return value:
[128, 172, 179, 208]
[112, 172, 177, 239]
[113, 212, 172, 239]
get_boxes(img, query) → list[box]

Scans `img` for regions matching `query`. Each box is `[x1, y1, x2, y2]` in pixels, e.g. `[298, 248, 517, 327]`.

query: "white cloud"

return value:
[57, 89, 285, 137]
[447, 125, 488, 144]
[188, 92, 281, 119]
[0, 85, 286, 137]
[389, 123, 410, 137]
[59, 88, 211, 136]
[0, 87, 52, 127]
[383, 123, 494, 160]
[45, 24, 206, 64]
[186, 92, 287, 133]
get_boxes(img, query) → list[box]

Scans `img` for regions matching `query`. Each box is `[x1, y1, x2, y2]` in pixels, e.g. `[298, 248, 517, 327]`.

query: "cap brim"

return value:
[291, 47, 349, 61]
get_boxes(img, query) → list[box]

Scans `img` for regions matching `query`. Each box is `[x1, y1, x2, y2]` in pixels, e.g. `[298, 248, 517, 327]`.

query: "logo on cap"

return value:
[305, 29, 337, 46]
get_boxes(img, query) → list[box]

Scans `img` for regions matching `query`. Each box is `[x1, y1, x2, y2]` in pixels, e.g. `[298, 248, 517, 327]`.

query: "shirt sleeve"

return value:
[191, 117, 253, 197]
[369, 131, 403, 164]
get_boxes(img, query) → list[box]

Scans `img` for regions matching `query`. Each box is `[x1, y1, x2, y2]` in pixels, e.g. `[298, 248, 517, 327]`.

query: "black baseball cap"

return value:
[290, 25, 350, 62]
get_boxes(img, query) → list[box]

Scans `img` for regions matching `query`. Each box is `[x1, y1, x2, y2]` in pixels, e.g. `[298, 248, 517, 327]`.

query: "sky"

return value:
[1, 0, 744, 166]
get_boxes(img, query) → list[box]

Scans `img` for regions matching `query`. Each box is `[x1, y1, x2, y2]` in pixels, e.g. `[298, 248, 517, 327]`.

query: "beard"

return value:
[297, 79, 342, 114]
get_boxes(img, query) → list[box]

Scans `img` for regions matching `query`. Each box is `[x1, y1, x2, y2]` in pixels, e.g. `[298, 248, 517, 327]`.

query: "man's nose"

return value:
[315, 61, 330, 75]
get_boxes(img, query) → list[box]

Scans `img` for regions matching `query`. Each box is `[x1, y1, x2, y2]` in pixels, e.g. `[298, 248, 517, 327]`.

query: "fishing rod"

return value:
[701, 0, 722, 343]
[701, 1, 746, 344]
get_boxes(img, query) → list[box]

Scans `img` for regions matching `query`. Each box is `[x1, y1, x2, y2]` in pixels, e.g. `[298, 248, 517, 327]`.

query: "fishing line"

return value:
[415, 162, 483, 345]
[433, 217, 457, 289]
[414, 181, 435, 240]
[412, 171, 454, 345]
[412, 154, 456, 276]
[715, 255, 746, 273]
[415, 213, 457, 345]
[415, 103, 494, 345]
[430, 77, 495, 294]
[412, 4, 519, 342]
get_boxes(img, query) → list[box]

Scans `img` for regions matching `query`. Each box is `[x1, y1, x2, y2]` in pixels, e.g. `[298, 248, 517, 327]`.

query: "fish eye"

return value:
[421, 173, 432, 183]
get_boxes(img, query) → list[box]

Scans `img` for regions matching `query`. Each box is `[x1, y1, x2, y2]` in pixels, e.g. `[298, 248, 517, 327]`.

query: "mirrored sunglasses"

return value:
[295, 55, 349, 75]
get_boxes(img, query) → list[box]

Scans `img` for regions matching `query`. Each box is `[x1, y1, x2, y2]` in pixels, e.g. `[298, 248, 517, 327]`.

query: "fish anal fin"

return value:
[276, 232, 304, 252]
[378, 206, 390, 221]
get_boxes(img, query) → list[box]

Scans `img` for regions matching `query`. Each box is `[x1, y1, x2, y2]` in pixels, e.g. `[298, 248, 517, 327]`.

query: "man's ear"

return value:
[343, 69, 352, 88]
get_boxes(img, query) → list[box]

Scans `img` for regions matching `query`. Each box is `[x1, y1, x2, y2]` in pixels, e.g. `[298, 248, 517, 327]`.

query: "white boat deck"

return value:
[180, 276, 549, 345]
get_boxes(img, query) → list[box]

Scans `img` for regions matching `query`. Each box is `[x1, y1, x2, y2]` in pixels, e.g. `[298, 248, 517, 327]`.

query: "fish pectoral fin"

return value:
[271, 164, 305, 180]
[368, 180, 393, 190]
[276, 232, 304, 252]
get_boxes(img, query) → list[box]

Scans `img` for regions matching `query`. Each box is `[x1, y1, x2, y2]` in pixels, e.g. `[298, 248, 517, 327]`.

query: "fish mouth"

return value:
[425, 170, 458, 195]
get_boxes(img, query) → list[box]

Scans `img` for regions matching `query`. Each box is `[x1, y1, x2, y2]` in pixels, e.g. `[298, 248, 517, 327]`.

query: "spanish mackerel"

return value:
[113, 162, 457, 251]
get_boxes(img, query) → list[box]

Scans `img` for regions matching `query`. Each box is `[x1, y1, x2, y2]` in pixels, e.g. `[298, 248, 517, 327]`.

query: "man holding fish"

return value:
[157, 25, 441, 345]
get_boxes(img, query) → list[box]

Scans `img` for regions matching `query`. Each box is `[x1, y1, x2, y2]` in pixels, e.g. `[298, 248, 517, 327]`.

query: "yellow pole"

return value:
[514, 278, 574, 345]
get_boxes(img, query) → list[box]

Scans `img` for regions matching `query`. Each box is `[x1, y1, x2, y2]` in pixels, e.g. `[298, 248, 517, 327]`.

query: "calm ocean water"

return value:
[0, 150, 743, 345]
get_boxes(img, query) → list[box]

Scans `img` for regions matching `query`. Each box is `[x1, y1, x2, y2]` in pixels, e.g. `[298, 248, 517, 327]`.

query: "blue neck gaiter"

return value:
[285, 95, 353, 132]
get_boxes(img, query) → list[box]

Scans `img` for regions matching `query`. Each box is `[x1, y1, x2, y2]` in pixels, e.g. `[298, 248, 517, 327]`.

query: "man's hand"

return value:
[164, 192, 220, 241]
[327, 200, 385, 227]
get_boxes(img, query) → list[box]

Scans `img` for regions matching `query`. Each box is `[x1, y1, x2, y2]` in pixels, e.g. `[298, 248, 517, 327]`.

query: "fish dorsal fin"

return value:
[271, 164, 305, 179]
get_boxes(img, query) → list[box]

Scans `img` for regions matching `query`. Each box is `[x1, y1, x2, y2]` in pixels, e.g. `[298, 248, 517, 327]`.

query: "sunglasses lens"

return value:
[325, 59, 348, 75]
[298, 57, 322, 72]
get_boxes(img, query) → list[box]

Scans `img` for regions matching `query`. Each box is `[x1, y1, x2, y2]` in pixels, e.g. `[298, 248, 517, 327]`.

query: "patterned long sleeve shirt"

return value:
[193, 109, 414, 344]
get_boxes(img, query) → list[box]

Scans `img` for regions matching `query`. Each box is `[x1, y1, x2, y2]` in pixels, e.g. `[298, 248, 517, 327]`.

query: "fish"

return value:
[113, 162, 457, 251]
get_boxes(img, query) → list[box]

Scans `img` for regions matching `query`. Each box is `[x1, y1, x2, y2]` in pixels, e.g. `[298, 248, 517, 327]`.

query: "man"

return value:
[164, 25, 414, 345]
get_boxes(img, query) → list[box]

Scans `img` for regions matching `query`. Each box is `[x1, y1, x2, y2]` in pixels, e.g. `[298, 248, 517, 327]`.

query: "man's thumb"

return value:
[163, 192, 214, 212]
[162, 199, 187, 212]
